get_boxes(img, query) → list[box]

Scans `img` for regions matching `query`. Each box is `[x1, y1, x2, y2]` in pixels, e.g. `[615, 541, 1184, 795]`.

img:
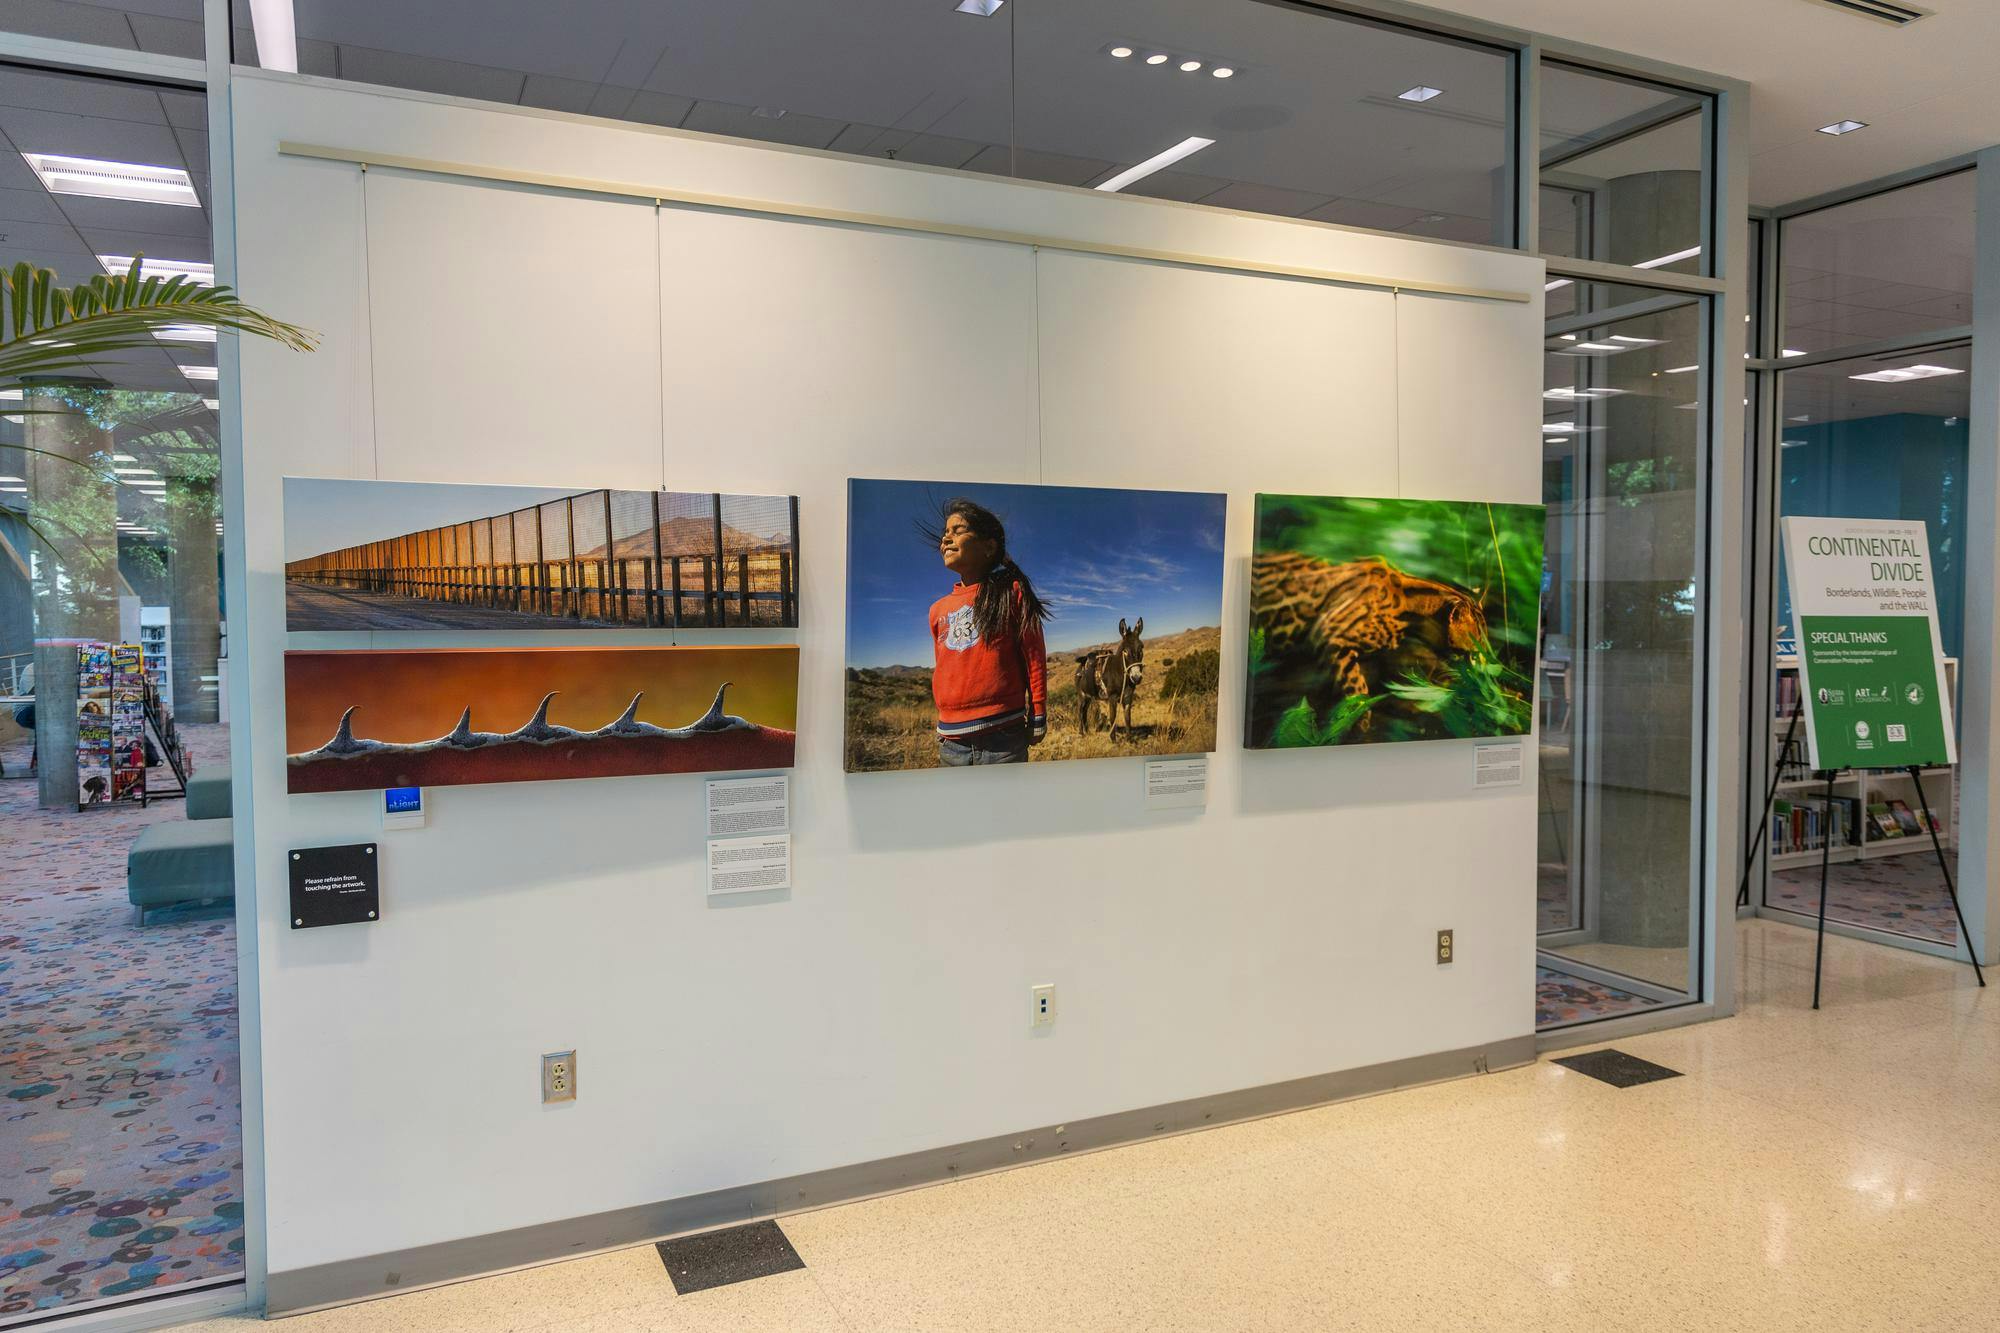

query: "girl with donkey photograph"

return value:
[920, 498, 1050, 766]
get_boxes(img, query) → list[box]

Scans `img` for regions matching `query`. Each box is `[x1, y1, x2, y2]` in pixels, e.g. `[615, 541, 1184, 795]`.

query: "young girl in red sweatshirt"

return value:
[922, 498, 1049, 766]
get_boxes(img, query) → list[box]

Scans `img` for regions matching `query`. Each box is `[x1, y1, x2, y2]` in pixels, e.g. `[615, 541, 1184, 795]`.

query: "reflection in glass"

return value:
[1778, 170, 1976, 357]
[1538, 288, 1704, 1027]
[1539, 63, 1707, 275]
[225, 0, 1516, 241]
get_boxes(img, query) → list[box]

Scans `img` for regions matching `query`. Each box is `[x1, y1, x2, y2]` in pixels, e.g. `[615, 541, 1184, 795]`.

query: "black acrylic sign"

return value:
[288, 842, 380, 929]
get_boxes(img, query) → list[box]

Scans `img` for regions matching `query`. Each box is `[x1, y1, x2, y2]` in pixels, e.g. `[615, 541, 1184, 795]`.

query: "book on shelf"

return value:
[1867, 802, 1902, 840]
[1885, 799, 1938, 837]
[1774, 671, 1801, 722]
[1769, 794, 1859, 857]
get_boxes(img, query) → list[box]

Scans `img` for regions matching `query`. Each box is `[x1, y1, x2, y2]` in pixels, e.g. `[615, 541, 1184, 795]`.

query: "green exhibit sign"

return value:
[1780, 516, 1955, 772]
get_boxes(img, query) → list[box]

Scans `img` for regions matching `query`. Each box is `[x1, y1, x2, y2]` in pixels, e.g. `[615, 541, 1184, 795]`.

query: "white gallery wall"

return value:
[226, 71, 1544, 1287]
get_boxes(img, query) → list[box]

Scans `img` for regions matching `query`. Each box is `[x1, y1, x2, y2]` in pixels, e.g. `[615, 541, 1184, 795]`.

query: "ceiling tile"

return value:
[681, 101, 847, 150]
[962, 145, 1111, 188]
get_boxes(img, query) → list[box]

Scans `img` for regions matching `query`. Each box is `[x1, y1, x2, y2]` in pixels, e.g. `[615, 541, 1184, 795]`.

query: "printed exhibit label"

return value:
[1144, 757, 1209, 810]
[1780, 516, 1954, 771]
[1474, 741, 1524, 788]
[707, 774, 789, 837]
[708, 833, 791, 896]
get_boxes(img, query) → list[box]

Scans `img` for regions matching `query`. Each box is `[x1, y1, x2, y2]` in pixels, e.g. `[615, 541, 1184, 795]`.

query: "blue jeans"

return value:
[938, 722, 1030, 766]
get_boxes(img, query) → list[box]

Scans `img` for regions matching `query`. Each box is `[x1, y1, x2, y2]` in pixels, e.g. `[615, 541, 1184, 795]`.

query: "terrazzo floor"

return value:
[172, 918, 2000, 1332]
[1770, 851, 1962, 945]
[0, 725, 243, 1321]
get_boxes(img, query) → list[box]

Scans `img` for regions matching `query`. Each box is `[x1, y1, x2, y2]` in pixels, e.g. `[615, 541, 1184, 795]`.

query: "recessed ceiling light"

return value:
[1781, 348, 1806, 357]
[1211, 67, 1234, 78]
[1145, 53, 1169, 65]
[1664, 365, 1698, 374]
[154, 325, 218, 344]
[0, 475, 22, 483]
[1096, 135, 1216, 193]
[248, 0, 299, 72]
[1542, 423, 1577, 433]
[1179, 60, 1203, 72]
[1608, 335, 1663, 346]
[1545, 278, 1573, 292]
[98, 255, 214, 285]
[1109, 46, 1133, 58]
[1819, 119, 1867, 136]
[22, 153, 199, 207]
[1850, 363, 1964, 383]
[179, 364, 218, 382]
[1398, 86, 1444, 103]
[954, 0, 1004, 12]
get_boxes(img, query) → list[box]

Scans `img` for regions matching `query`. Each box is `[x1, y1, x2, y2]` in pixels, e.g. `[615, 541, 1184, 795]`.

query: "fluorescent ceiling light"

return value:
[1545, 279, 1572, 291]
[0, 487, 26, 495]
[1109, 45, 1133, 58]
[1179, 60, 1203, 72]
[1664, 365, 1698, 374]
[0, 475, 22, 483]
[1398, 86, 1443, 103]
[1634, 246, 1702, 270]
[111, 453, 135, 462]
[22, 153, 199, 207]
[1544, 387, 1628, 400]
[1789, 415, 1811, 422]
[249, 0, 299, 71]
[0, 390, 18, 401]
[1541, 423, 1577, 433]
[1211, 67, 1234, 79]
[98, 255, 214, 285]
[202, 398, 219, 411]
[1781, 349, 1806, 358]
[1097, 136, 1216, 193]
[113, 467, 157, 475]
[179, 364, 219, 382]
[1780, 440, 1809, 450]
[1819, 119, 1867, 136]
[1608, 335, 1661, 346]
[154, 325, 218, 344]
[1849, 363, 1964, 383]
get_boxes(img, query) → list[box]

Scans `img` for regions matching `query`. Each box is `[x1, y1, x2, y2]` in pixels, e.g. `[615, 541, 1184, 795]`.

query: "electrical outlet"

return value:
[1436, 929, 1454, 965]
[1030, 983, 1057, 1028]
[542, 1050, 576, 1103]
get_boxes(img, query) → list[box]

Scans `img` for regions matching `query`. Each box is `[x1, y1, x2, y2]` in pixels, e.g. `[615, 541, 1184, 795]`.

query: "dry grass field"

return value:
[844, 626, 1220, 771]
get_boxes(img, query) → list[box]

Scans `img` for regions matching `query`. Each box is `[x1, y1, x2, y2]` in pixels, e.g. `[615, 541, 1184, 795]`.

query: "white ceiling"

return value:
[1412, 0, 2000, 205]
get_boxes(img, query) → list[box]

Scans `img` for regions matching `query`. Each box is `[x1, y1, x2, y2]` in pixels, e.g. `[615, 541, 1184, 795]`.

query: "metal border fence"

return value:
[286, 490, 800, 628]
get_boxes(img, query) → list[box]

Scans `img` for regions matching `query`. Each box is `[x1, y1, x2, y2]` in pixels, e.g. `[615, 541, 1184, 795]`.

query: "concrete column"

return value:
[24, 383, 119, 808]
[1955, 149, 2000, 967]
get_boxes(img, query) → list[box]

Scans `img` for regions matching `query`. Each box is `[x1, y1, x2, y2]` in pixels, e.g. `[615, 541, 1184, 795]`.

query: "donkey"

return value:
[1076, 617, 1145, 739]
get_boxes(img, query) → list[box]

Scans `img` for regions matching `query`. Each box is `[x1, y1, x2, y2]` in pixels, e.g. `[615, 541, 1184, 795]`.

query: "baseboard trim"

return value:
[267, 1033, 1536, 1317]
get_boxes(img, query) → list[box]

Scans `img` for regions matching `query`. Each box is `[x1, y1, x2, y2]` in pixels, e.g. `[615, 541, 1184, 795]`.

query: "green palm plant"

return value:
[1, 257, 315, 384]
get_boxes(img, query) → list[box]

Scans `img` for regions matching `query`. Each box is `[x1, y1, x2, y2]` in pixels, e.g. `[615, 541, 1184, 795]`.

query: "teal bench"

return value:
[185, 771, 231, 820]
[128, 818, 235, 924]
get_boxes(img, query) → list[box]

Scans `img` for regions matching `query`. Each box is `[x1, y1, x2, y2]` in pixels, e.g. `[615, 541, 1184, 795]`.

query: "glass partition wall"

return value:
[1748, 168, 1976, 953]
[1537, 280, 1709, 1026]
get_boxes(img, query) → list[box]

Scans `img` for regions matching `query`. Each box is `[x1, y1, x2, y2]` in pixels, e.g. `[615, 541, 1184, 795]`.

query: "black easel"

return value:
[1812, 763, 1985, 1009]
[1737, 702, 1805, 910]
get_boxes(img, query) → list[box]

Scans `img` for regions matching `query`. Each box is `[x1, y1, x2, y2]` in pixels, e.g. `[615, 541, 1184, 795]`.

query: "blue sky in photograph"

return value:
[845, 479, 1227, 668]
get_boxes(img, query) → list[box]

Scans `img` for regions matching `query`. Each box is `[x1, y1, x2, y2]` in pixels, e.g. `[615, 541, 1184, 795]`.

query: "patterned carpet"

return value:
[0, 725, 243, 1320]
[1535, 966, 1663, 1029]
[1769, 850, 1961, 945]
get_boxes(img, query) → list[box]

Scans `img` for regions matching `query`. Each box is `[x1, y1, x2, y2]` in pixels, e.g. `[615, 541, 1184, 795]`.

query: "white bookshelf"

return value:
[1769, 655, 1956, 871]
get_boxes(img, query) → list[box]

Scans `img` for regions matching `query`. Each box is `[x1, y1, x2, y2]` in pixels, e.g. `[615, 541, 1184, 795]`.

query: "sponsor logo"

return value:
[1887, 724, 1908, 743]
[1905, 682, 1925, 706]
[1855, 720, 1870, 740]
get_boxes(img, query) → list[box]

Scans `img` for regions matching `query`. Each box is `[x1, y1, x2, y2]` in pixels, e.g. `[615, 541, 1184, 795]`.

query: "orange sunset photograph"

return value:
[284, 645, 798, 794]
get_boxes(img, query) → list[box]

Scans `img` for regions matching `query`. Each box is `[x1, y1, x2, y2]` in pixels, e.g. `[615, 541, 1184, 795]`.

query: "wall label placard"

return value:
[707, 774, 789, 837]
[1473, 741, 1524, 788]
[289, 843, 380, 929]
[382, 786, 425, 830]
[1143, 757, 1208, 810]
[708, 833, 791, 896]
[1780, 516, 1955, 771]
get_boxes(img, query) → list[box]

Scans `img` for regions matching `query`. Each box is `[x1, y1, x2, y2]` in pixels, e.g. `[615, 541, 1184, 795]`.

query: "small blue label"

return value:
[384, 787, 422, 815]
